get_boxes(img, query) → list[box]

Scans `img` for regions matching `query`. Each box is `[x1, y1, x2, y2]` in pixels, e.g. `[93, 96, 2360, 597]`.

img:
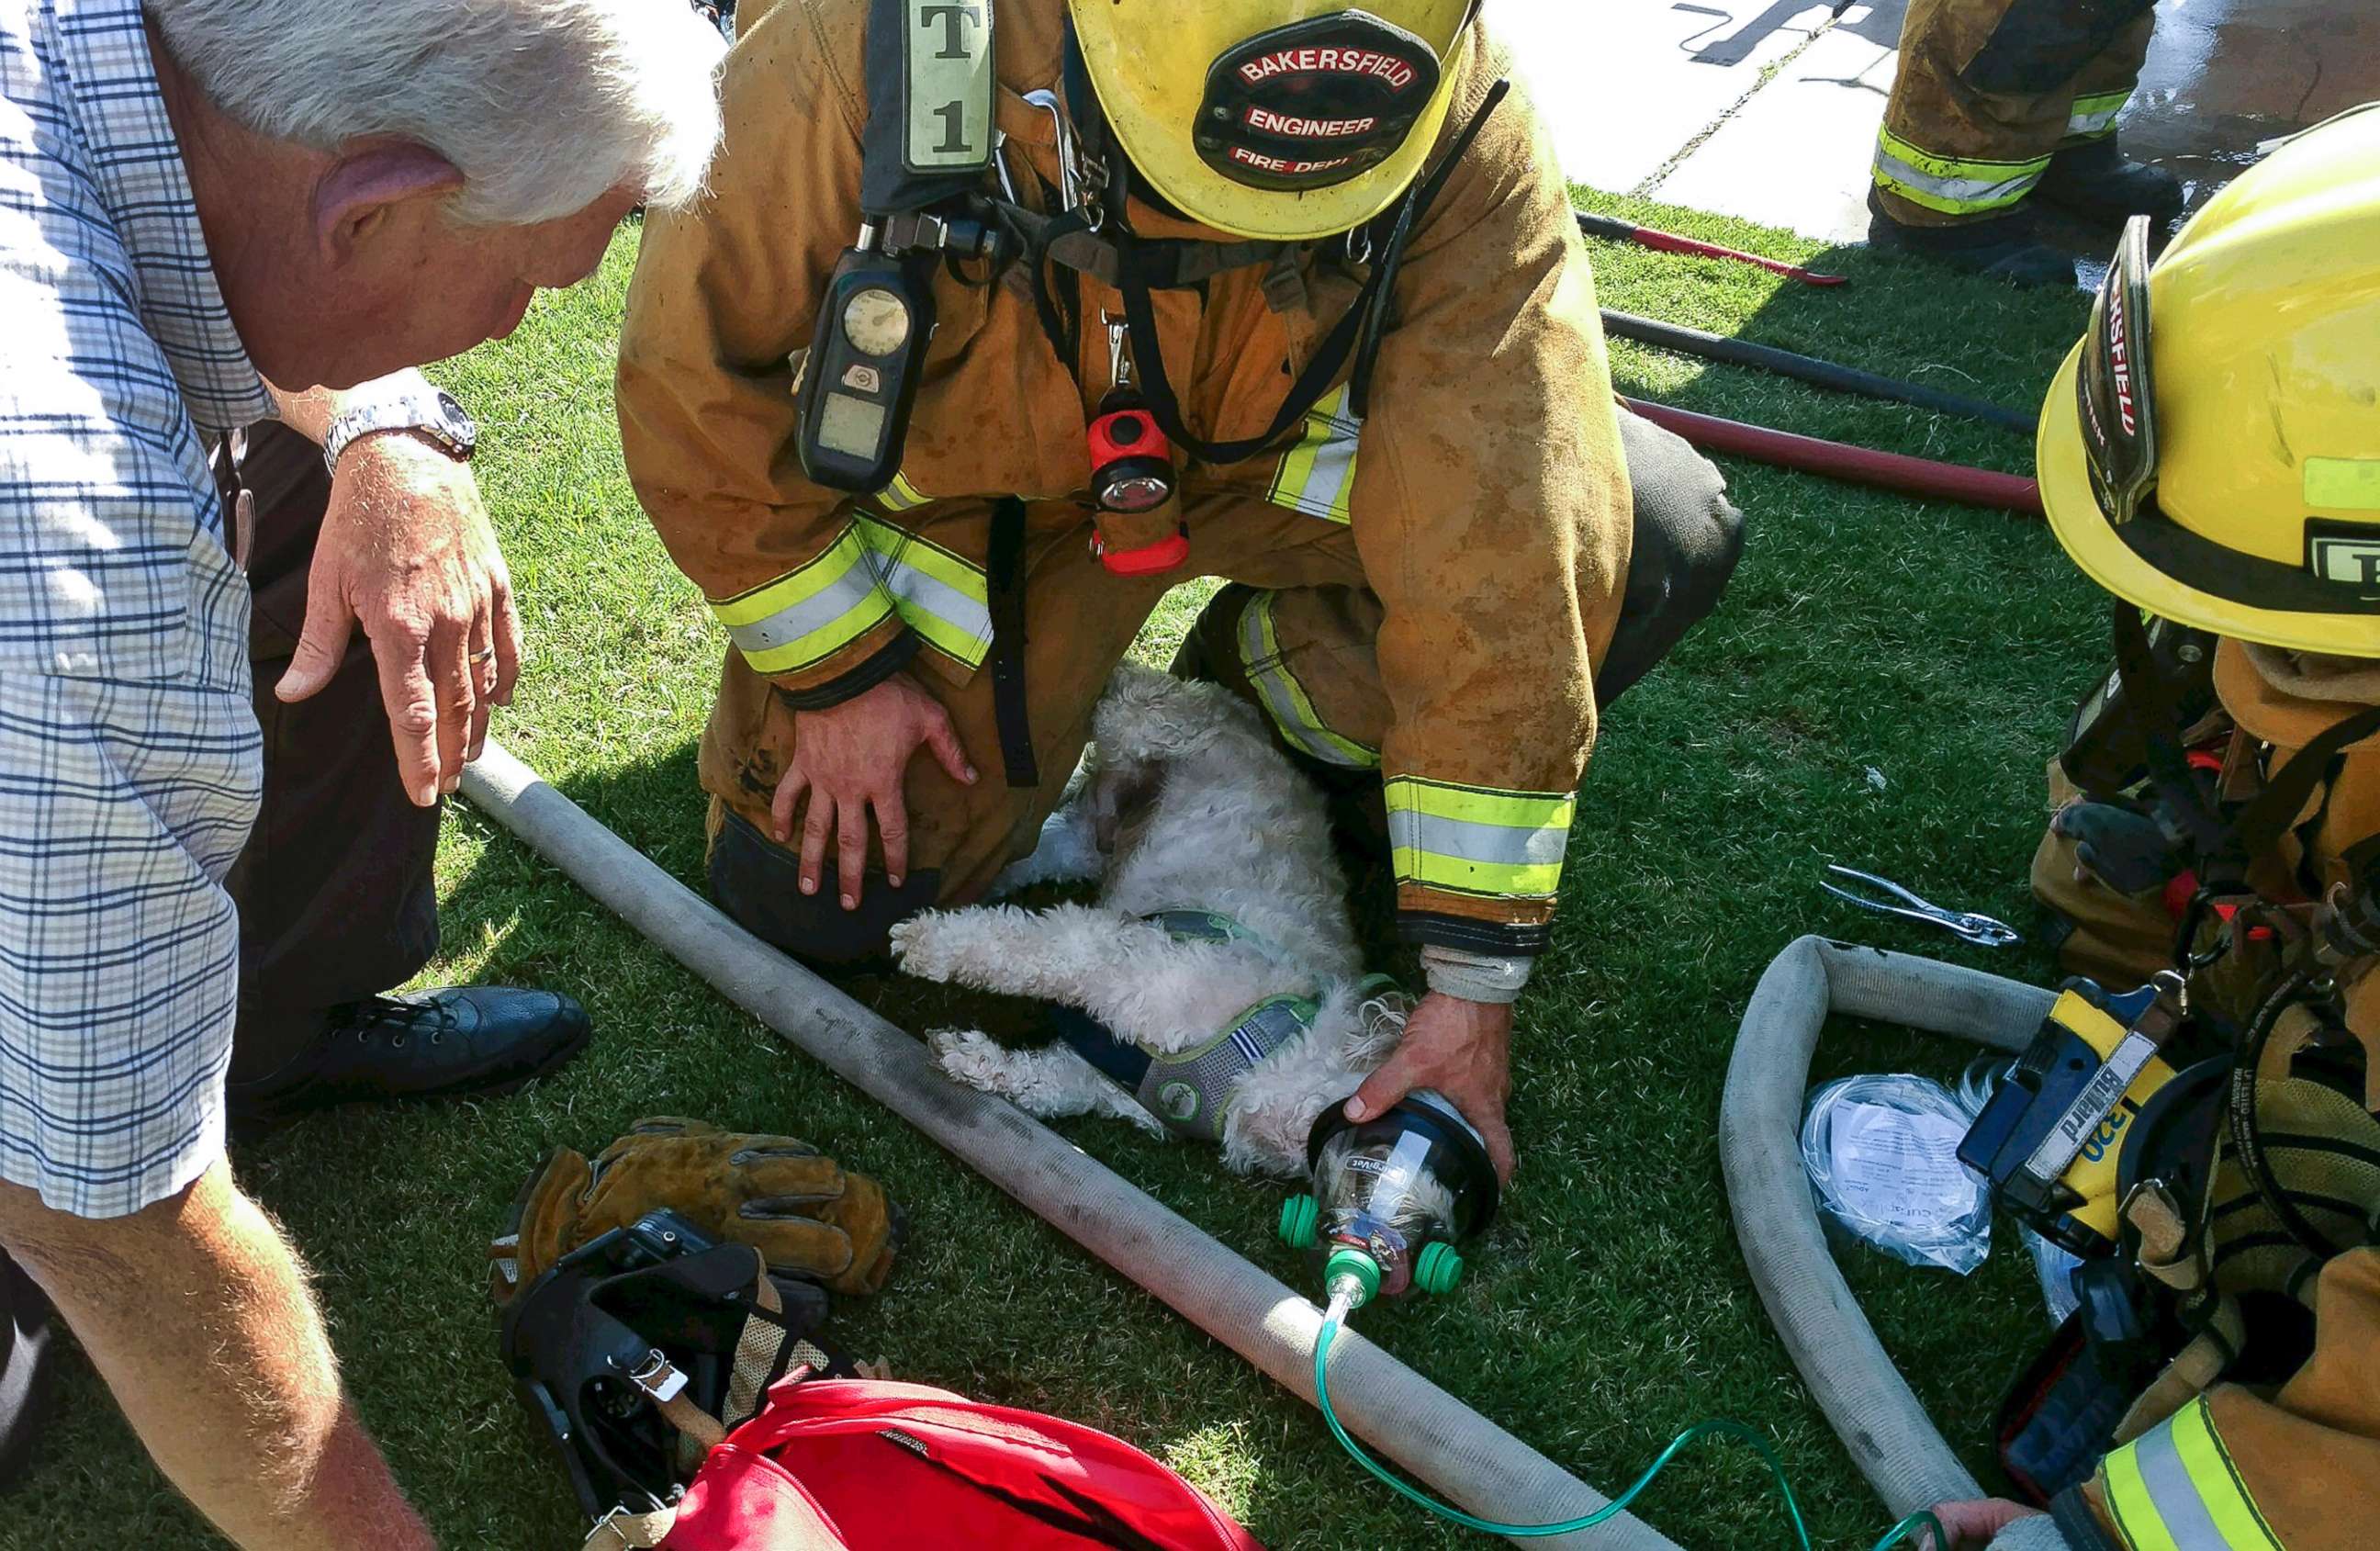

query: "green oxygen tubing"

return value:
[1310, 1283, 1949, 1549]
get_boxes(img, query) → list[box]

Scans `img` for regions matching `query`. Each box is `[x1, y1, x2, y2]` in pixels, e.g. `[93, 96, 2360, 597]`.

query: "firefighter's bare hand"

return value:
[773, 671, 975, 908]
[1345, 992, 1515, 1183]
[1920, 1500, 2044, 1550]
[278, 433, 520, 807]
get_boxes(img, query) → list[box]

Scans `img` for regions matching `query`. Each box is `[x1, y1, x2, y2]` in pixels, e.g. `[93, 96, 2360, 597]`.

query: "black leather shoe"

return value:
[2036, 140, 2184, 229]
[227, 987, 592, 1130]
[1866, 189, 2073, 287]
[0, 1253, 57, 1487]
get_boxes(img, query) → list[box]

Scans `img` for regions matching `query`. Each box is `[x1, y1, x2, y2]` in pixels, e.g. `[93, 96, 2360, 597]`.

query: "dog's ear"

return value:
[1093, 663, 1233, 763]
[1090, 759, 1168, 855]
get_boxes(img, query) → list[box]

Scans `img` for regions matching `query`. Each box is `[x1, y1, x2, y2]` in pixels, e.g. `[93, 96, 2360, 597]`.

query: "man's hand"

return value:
[1346, 992, 1516, 1182]
[1921, 1499, 2046, 1549]
[277, 432, 521, 806]
[773, 671, 975, 908]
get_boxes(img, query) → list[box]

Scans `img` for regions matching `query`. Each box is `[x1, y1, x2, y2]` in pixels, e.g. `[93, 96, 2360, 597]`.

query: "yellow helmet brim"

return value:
[1069, 16, 1473, 243]
[2039, 343, 2380, 657]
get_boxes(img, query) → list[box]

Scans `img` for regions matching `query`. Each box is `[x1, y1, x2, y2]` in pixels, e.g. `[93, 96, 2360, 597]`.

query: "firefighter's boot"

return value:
[1865, 189, 2073, 287]
[2036, 140, 2184, 229]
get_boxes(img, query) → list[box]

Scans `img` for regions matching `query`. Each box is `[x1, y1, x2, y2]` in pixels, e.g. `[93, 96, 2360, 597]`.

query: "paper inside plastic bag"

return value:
[1802, 1073, 1993, 1274]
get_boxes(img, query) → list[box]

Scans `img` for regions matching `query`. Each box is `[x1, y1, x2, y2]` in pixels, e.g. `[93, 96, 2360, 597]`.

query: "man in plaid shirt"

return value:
[0, 0, 722, 1541]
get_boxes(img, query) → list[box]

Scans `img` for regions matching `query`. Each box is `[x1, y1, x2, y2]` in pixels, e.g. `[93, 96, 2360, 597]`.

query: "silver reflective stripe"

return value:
[1300, 430, 1357, 521]
[2133, 1418, 2235, 1551]
[881, 560, 991, 649]
[1386, 809, 1571, 871]
[1873, 146, 2044, 211]
[724, 564, 884, 656]
[2069, 103, 2124, 138]
[1234, 592, 1376, 768]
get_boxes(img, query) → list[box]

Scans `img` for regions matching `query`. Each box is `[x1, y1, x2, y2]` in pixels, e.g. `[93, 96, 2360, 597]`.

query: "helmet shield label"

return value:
[2307, 521, 2380, 590]
[1197, 12, 1443, 194]
[2077, 216, 2158, 526]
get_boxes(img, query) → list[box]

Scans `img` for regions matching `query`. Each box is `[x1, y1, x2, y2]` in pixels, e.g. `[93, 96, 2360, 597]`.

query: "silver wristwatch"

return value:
[320, 388, 477, 474]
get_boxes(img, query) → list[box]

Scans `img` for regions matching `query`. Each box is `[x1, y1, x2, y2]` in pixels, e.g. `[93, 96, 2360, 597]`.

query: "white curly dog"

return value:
[888, 664, 1404, 1177]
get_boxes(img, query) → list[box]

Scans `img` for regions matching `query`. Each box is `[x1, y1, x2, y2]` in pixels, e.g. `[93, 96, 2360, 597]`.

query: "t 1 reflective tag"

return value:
[903, 0, 994, 174]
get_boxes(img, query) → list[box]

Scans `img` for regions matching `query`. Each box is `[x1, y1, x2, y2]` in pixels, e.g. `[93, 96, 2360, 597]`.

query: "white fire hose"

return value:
[1723, 936, 2074, 1551]
[462, 740, 1678, 1549]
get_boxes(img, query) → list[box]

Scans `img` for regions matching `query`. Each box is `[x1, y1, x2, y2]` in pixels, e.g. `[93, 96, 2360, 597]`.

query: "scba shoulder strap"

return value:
[860, 0, 998, 218]
[1027, 22, 1510, 469]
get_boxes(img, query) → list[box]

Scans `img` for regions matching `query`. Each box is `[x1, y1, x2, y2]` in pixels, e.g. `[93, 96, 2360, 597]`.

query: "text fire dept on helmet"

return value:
[613, 0, 1746, 1174]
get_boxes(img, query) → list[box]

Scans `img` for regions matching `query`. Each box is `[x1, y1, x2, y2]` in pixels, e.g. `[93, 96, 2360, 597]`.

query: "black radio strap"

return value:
[986, 497, 1038, 789]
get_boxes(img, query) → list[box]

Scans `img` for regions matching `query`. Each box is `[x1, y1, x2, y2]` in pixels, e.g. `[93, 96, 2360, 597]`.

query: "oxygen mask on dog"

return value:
[1279, 1088, 1499, 1309]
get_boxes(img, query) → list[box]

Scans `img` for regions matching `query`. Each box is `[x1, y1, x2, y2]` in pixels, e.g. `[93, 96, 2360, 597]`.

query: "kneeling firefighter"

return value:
[1937, 109, 2380, 1550]
[616, 0, 1745, 1174]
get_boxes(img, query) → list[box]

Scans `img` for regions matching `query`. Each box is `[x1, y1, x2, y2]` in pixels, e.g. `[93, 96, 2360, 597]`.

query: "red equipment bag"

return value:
[656, 1376, 1264, 1550]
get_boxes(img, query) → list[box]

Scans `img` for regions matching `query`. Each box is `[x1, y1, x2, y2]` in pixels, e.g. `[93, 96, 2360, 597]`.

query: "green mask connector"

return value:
[1278, 1193, 1319, 1250]
[1324, 1248, 1381, 1311]
[1413, 1240, 1464, 1296]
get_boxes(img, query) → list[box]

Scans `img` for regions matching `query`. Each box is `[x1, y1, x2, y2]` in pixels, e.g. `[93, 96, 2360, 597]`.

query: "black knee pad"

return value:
[1170, 582, 1260, 687]
[707, 808, 941, 969]
[1598, 412, 1746, 704]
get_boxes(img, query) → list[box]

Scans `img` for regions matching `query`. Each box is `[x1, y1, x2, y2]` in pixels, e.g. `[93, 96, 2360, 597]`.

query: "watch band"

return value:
[320, 389, 478, 474]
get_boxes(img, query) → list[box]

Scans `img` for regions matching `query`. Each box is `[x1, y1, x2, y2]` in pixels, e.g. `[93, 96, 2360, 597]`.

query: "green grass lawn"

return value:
[20, 200, 2106, 1549]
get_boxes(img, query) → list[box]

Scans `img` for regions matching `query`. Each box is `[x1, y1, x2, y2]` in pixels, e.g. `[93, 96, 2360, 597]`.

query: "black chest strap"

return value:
[1019, 24, 1509, 470]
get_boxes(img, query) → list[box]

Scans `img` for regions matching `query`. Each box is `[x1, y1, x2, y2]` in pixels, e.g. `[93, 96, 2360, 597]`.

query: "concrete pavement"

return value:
[1498, 0, 2380, 245]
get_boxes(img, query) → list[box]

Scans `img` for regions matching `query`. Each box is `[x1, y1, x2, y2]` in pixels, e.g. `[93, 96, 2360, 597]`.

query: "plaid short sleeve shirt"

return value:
[1, 0, 274, 1217]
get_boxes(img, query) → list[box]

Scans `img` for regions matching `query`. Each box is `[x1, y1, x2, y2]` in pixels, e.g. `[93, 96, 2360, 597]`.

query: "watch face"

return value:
[435, 391, 479, 449]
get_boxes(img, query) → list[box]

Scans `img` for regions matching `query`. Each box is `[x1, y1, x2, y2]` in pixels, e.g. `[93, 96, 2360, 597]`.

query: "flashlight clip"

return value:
[1086, 318, 1187, 576]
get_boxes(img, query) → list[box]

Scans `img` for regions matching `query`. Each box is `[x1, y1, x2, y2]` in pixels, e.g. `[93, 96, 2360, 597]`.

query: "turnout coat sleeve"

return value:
[615, 3, 918, 707]
[1351, 60, 1632, 959]
[2068, 1246, 2380, 1549]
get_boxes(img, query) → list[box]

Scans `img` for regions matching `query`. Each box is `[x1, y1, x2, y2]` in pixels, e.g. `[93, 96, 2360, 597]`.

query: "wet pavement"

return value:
[1499, 0, 2380, 246]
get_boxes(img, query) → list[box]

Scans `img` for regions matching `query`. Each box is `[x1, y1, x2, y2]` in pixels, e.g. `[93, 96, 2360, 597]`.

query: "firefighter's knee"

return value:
[1171, 582, 1260, 688]
[707, 807, 942, 968]
[1599, 410, 1746, 705]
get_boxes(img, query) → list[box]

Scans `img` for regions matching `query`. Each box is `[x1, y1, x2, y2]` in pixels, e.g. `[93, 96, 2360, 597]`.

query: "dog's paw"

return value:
[928, 1028, 1012, 1089]
[886, 916, 950, 979]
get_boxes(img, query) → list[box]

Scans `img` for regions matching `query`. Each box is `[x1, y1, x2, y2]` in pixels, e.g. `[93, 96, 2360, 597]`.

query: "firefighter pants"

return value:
[219, 421, 443, 1081]
[1875, 0, 2158, 228]
[707, 409, 1744, 965]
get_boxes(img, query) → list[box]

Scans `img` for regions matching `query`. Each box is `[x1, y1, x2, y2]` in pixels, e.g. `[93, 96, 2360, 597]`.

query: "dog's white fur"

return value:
[890, 665, 1402, 1176]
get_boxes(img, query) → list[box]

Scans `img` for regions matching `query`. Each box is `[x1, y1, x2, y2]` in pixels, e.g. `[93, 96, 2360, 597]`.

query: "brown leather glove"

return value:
[491, 1118, 899, 1303]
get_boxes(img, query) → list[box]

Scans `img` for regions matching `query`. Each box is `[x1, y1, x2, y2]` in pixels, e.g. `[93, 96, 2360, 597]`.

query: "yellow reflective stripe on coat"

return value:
[2066, 88, 2133, 141]
[873, 471, 933, 513]
[2099, 1398, 2284, 1551]
[1385, 777, 1574, 899]
[855, 516, 993, 669]
[1266, 384, 1362, 523]
[1235, 590, 1378, 769]
[1872, 126, 2050, 215]
[711, 523, 897, 676]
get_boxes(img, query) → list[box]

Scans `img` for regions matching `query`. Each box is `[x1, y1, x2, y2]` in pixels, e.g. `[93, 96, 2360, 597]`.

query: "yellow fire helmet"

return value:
[1067, 0, 1479, 242]
[2037, 105, 2380, 657]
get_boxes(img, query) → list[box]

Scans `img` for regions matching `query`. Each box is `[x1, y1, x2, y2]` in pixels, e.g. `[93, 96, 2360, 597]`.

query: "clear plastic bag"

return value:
[1801, 1073, 1993, 1275]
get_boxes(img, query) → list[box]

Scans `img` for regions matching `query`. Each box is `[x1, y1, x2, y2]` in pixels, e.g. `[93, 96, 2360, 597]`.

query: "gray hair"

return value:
[145, 0, 725, 225]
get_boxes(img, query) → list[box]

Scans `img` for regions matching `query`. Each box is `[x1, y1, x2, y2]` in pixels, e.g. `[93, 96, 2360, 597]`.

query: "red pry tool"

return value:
[1576, 211, 1849, 287]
